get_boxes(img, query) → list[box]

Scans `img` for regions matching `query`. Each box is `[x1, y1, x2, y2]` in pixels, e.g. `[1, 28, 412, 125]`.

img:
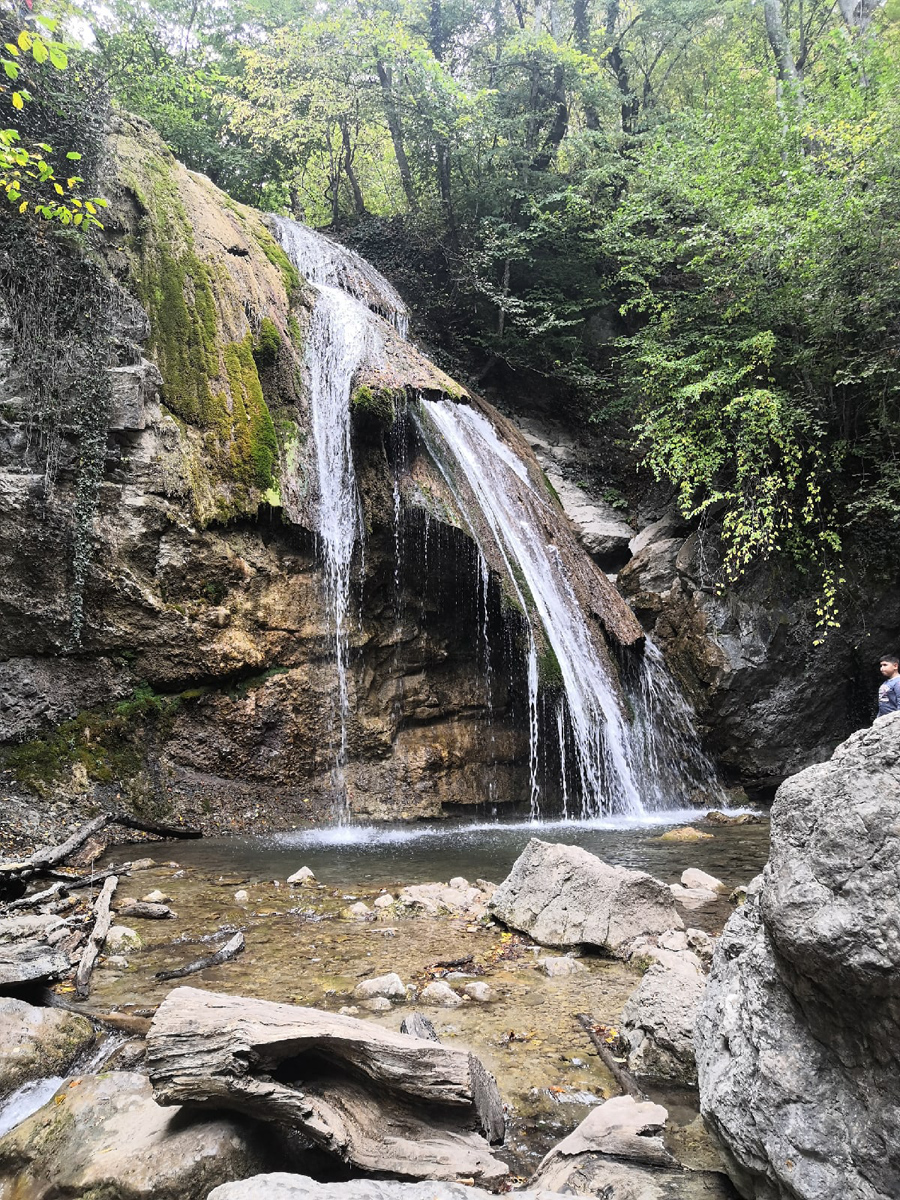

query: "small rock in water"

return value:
[287, 867, 315, 885]
[105, 955, 129, 970]
[659, 826, 713, 843]
[670, 884, 718, 908]
[539, 956, 587, 977]
[419, 981, 462, 1008]
[448, 876, 469, 890]
[729, 885, 748, 906]
[105, 926, 142, 953]
[681, 868, 725, 892]
[463, 982, 494, 1003]
[338, 1006, 360, 1016]
[128, 858, 156, 871]
[353, 972, 406, 1000]
[234, 890, 250, 905]
[373, 893, 395, 909]
[360, 997, 393, 1013]
[347, 902, 371, 919]
[141, 890, 171, 904]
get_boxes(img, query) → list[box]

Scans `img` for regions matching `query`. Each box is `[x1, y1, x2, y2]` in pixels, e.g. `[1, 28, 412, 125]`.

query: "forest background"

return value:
[3, 0, 900, 630]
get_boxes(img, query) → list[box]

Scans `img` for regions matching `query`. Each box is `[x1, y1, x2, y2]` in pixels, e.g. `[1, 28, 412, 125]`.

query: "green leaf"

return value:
[3, 60, 18, 80]
[32, 38, 48, 65]
[48, 46, 68, 71]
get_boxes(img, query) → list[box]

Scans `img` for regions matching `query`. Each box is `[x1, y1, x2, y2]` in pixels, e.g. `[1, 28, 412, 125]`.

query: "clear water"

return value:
[0, 1032, 125, 1138]
[113, 812, 767, 901]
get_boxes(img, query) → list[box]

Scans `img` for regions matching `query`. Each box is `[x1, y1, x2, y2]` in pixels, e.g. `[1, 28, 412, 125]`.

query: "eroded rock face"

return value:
[695, 714, 900, 1200]
[488, 838, 681, 952]
[621, 956, 706, 1085]
[617, 514, 897, 794]
[0, 999, 94, 1098]
[0, 1070, 268, 1199]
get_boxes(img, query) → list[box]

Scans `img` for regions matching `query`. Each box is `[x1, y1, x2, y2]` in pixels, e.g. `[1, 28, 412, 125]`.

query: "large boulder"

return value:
[0, 1070, 268, 1199]
[488, 839, 681, 952]
[696, 713, 900, 1200]
[621, 955, 706, 1085]
[208, 1180, 553, 1200]
[0, 998, 94, 1097]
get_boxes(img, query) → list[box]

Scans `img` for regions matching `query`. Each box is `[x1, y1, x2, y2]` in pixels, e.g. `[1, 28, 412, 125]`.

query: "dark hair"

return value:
[880, 655, 900, 666]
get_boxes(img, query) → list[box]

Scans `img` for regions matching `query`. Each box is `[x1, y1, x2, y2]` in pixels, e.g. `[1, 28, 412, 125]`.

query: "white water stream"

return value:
[272, 217, 721, 819]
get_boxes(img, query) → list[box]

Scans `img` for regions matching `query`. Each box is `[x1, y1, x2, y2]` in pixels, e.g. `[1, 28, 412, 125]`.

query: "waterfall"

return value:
[272, 216, 722, 819]
[273, 218, 405, 814]
[416, 398, 645, 817]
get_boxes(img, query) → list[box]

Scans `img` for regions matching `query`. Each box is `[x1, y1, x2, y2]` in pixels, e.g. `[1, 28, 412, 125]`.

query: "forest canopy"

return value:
[4, 0, 900, 626]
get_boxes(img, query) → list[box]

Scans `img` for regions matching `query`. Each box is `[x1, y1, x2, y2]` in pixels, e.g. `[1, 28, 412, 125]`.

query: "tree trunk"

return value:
[763, 0, 804, 102]
[340, 120, 368, 217]
[376, 61, 417, 209]
[531, 63, 569, 170]
[604, 0, 640, 134]
[573, 0, 601, 130]
[147, 987, 507, 1183]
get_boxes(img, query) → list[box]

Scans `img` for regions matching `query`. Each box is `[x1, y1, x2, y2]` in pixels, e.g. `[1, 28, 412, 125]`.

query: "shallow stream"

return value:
[78, 812, 769, 1176]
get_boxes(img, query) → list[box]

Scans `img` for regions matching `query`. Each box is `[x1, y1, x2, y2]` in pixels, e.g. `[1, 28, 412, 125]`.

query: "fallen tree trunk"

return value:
[147, 987, 507, 1184]
[575, 1013, 646, 1100]
[0, 813, 201, 890]
[74, 876, 118, 999]
[155, 931, 244, 981]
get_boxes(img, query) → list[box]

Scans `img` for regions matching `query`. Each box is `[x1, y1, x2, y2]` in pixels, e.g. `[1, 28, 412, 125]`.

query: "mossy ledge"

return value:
[114, 122, 305, 524]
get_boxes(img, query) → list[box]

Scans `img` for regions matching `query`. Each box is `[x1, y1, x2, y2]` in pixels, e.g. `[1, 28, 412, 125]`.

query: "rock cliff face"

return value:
[617, 517, 898, 795]
[1, 116, 639, 835]
[695, 711, 900, 1200]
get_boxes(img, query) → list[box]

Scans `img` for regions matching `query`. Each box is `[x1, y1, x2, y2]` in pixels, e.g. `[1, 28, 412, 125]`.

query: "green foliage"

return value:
[5, 685, 183, 793]
[351, 383, 400, 426]
[253, 316, 282, 365]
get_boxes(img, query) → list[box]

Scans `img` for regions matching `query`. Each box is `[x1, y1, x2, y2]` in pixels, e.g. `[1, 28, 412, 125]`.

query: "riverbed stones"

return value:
[373, 893, 395, 909]
[287, 867, 315, 885]
[0, 998, 94, 1097]
[462, 982, 493, 1002]
[538, 955, 587, 977]
[0, 1070, 267, 1199]
[488, 839, 681, 952]
[142, 890, 171, 904]
[419, 981, 462, 1008]
[620, 955, 706, 1085]
[0, 940, 70, 988]
[681, 868, 724, 892]
[696, 713, 900, 1200]
[146, 987, 507, 1183]
[658, 827, 713, 843]
[360, 997, 393, 1012]
[397, 880, 488, 917]
[105, 925, 142, 953]
[670, 884, 718, 908]
[353, 972, 406, 1000]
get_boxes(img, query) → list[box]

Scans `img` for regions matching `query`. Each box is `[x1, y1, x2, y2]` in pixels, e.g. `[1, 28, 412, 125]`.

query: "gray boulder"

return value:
[208, 1179, 558, 1200]
[621, 956, 706, 1085]
[0, 1070, 267, 1199]
[0, 998, 94, 1097]
[0, 941, 71, 988]
[696, 713, 900, 1200]
[488, 838, 681, 953]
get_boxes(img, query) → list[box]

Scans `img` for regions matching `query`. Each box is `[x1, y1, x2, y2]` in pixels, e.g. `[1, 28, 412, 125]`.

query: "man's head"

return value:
[880, 656, 899, 678]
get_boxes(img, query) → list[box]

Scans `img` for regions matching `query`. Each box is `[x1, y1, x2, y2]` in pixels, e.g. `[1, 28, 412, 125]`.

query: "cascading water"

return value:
[273, 217, 407, 815]
[417, 398, 645, 817]
[272, 215, 722, 820]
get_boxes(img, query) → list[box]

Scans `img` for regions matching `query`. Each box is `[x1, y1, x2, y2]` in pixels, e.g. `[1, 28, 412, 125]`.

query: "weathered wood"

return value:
[4, 881, 69, 911]
[75, 876, 118, 999]
[575, 1013, 646, 1100]
[112, 814, 202, 840]
[147, 987, 508, 1184]
[468, 1052, 506, 1145]
[118, 902, 175, 920]
[155, 931, 244, 981]
[399, 1012, 440, 1041]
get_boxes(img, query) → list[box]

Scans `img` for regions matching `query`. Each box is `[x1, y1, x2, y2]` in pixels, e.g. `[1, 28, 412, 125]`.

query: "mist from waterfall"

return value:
[272, 215, 723, 819]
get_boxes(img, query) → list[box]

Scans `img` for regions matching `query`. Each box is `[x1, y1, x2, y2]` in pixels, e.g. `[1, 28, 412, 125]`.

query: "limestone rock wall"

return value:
[0, 116, 531, 834]
[695, 712, 900, 1200]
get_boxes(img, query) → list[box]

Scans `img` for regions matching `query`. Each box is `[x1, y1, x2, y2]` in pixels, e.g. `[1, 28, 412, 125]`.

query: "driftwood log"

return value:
[147, 987, 507, 1183]
[575, 1013, 646, 1100]
[0, 812, 201, 896]
[74, 876, 118, 999]
[154, 931, 244, 981]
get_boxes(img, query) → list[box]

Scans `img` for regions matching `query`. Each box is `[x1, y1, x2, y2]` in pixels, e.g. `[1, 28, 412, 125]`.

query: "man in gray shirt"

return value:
[878, 655, 900, 716]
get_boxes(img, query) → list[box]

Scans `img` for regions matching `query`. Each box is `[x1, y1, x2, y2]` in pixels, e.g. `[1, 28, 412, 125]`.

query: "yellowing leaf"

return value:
[11, 91, 23, 110]
[17, 30, 32, 51]
[18, 199, 26, 212]
[53, 182, 64, 195]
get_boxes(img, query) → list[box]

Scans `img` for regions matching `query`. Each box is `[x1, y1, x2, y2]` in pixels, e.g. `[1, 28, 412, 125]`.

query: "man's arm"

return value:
[890, 679, 900, 711]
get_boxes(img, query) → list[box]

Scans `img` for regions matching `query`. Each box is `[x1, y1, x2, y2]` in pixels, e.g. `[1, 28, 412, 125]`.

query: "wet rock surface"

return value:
[0, 1070, 268, 1199]
[696, 714, 900, 1199]
[0, 998, 94, 1098]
